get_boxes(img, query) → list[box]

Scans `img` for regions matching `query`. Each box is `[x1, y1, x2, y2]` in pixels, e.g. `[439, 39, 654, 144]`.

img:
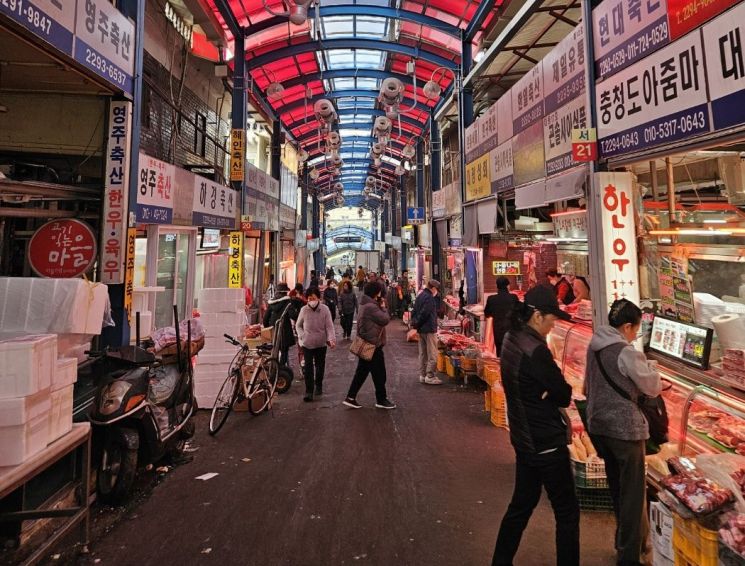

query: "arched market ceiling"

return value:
[207, 0, 502, 210]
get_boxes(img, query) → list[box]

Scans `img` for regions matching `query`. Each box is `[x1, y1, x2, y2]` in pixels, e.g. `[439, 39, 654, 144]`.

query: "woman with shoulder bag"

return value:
[585, 299, 662, 566]
[343, 282, 396, 410]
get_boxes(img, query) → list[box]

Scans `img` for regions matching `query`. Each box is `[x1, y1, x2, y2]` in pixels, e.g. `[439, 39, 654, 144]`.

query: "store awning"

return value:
[514, 179, 547, 210]
[477, 199, 498, 234]
[545, 167, 587, 205]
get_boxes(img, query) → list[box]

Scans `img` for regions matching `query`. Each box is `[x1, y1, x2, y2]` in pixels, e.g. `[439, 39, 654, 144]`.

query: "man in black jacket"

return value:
[484, 277, 520, 356]
[411, 280, 442, 385]
[492, 285, 579, 566]
[262, 283, 297, 366]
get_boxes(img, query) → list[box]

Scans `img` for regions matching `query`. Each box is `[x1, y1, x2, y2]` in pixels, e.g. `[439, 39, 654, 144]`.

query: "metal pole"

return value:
[666, 157, 676, 220]
[650, 160, 659, 200]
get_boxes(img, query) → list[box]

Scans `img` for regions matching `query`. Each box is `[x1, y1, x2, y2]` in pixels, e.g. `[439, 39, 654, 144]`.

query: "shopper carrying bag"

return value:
[492, 285, 578, 566]
[296, 288, 336, 402]
[584, 299, 662, 566]
[343, 282, 396, 410]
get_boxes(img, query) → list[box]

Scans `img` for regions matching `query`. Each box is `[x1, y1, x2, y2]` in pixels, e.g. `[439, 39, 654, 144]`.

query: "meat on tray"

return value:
[708, 417, 745, 449]
[719, 513, 745, 557]
[662, 465, 735, 515]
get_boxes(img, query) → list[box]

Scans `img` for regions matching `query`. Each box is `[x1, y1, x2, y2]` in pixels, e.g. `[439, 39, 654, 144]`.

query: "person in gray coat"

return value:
[585, 299, 661, 566]
[296, 288, 336, 402]
[343, 282, 396, 410]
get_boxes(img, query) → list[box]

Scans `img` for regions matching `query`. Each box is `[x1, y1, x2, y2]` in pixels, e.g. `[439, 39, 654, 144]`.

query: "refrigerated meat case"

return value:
[547, 320, 745, 484]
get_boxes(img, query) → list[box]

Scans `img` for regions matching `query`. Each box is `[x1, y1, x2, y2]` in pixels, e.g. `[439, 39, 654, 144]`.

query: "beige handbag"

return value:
[349, 324, 384, 361]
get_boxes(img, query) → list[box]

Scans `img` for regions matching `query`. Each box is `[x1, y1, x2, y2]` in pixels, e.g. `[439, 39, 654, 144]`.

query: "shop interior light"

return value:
[648, 228, 735, 236]
[544, 237, 588, 243]
[703, 218, 728, 224]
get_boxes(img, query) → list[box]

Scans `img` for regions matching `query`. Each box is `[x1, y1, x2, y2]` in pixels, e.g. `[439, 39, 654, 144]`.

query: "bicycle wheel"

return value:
[209, 367, 240, 435]
[247, 364, 271, 415]
[263, 357, 281, 396]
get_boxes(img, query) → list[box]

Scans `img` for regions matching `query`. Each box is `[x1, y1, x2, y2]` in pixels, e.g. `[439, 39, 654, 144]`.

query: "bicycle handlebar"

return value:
[224, 334, 241, 346]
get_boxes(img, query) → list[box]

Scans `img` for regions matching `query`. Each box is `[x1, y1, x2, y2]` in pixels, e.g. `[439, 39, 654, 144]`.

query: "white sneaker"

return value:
[418, 375, 426, 383]
[425, 376, 443, 385]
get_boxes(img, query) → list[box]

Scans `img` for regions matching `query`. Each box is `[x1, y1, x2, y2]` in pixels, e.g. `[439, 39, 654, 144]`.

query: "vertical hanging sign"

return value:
[124, 228, 136, 324]
[230, 129, 245, 182]
[101, 100, 132, 284]
[597, 171, 639, 308]
[228, 231, 243, 288]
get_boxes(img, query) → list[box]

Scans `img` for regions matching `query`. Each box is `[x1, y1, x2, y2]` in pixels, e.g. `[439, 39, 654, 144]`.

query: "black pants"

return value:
[328, 305, 336, 323]
[340, 312, 354, 337]
[492, 447, 580, 566]
[302, 347, 327, 394]
[593, 435, 647, 566]
[346, 346, 388, 403]
[279, 347, 289, 366]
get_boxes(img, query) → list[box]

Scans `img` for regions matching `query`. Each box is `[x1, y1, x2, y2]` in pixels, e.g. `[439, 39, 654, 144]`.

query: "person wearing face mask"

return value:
[295, 288, 336, 402]
[585, 299, 661, 566]
[410, 280, 442, 385]
[492, 285, 578, 566]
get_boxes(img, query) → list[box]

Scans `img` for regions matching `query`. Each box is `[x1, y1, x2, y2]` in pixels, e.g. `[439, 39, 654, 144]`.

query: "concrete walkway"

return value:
[87, 319, 616, 566]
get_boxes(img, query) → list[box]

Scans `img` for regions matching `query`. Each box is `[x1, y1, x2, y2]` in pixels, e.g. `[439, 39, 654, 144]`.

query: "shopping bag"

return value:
[349, 335, 376, 361]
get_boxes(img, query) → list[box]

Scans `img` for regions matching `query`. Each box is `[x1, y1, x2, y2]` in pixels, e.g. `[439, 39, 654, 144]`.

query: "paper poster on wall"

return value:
[432, 189, 446, 218]
[658, 255, 695, 322]
[595, 31, 710, 158]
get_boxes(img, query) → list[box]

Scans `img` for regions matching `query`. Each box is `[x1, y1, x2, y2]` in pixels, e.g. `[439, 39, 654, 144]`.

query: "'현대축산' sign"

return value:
[595, 30, 710, 158]
[702, 2, 745, 131]
[136, 153, 174, 224]
[0, 0, 75, 56]
[592, 0, 670, 81]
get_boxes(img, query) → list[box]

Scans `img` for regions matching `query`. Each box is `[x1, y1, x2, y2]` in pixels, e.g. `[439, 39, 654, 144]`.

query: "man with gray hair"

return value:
[411, 279, 442, 385]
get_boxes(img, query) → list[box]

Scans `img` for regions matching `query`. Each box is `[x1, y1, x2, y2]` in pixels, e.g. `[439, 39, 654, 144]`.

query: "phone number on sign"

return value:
[600, 132, 640, 155]
[1, 0, 52, 35]
[643, 111, 707, 144]
[85, 48, 127, 88]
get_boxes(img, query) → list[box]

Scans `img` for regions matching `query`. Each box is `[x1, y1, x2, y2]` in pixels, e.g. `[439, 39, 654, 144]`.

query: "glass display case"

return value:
[549, 320, 593, 398]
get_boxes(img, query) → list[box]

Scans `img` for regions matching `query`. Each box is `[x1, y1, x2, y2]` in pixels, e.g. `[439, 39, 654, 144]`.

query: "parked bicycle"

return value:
[208, 335, 289, 435]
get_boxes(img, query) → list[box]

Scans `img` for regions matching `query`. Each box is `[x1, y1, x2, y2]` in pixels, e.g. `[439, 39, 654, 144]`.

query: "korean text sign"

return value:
[192, 175, 237, 229]
[28, 219, 97, 278]
[596, 172, 640, 308]
[543, 22, 586, 114]
[124, 228, 136, 324]
[543, 95, 589, 175]
[101, 100, 131, 284]
[0, 0, 75, 56]
[137, 152, 174, 224]
[595, 31, 710, 158]
[512, 65, 544, 134]
[228, 232, 243, 289]
[465, 154, 491, 201]
[230, 129, 245, 182]
[553, 209, 588, 239]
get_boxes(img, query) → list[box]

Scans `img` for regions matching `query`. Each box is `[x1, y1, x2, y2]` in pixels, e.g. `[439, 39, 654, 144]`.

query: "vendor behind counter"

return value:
[484, 277, 520, 356]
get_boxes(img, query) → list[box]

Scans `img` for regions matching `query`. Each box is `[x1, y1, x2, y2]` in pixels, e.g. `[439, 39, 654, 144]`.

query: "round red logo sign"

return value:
[28, 219, 97, 278]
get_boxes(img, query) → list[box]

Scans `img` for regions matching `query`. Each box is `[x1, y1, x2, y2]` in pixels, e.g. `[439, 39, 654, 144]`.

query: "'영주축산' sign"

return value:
[597, 172, 640, 308]
[137, 152, 174, 224]
[101, 100, 132, 285]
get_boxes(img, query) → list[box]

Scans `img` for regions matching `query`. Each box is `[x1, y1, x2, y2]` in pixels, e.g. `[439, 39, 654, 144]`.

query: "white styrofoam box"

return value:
[0, 334, 56, 398]
[199, 288, 245, 303]
[198, 299, 244, 314]
[199, 311, 246, 329]
[649, 501, 674, 562]
[0, 389, 51, 466]
[56, 333, 94, 363]
[203, 324, 245, 340]
[0, 278, 109, 335]
[48, 384, 74, 444]
[652, 549, 673, 566]
[52, 358, 77, 392]
[130, 311, 153, 340]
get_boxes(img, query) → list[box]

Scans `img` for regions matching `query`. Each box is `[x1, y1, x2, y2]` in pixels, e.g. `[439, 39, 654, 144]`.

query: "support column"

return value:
[430, 119, 442, 279]
[300, 169, 309, 231]
[270, 120, 282, 283]
[312, 194, 321, 279]
[458, 34, 474, 207]
[400, 183, 407, 273]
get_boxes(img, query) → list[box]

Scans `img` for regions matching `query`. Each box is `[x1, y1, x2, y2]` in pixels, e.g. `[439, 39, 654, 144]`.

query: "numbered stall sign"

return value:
[571, 128, 598, 161]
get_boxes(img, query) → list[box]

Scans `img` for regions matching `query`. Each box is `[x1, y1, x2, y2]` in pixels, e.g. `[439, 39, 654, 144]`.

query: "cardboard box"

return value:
[650, 501, 674, 562]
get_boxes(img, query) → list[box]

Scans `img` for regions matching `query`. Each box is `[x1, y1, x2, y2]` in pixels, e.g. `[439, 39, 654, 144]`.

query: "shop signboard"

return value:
[28, 219, 97, 278]
[668, 0, 739, 40]
[492, 261, 521, 276]
[479, 103, 499, 156]
[543, 22, 586, 114]
[544, 95, 589, 176]
[432, 189, 446, 218]
[228, 231, 242, 288]
[702, 3, 745, 131]
[553, 209, 588, 239]
[596, 31, 710, 158]
[280, 204, 296, 229]
[0, 0, 75, 56]
[241, 215, 252, 233]
[512, 121, 546, 186]
[497, 91, 513, 145]
[136, 152, 174, 224]
[101, 100, 131, 284]
[123, 227, 135, 324]
[511, 65, 544, 134]
[592, 0, 670, 81]
[74, 0, 135, 94]
[571, 128, 598, 161]
[465, 153, 491, 201]
[596, 171, 640, 307]
[444, 181, 462, 217]
[230, 129, 244, 182]
[465, 121, 481, 164]
[192, 175, 237, 229]
[490, 141, 514, 194]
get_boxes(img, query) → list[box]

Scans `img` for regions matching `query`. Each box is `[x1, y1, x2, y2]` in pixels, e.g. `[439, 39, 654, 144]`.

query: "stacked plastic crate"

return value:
[0, 335, 78, 467]
[194, 288, 246, 408]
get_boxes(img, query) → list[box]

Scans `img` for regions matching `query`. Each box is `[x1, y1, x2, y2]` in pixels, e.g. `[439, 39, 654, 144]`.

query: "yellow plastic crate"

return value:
[446, 356, 461, 378]
[461, 357, 477, 372]
[672, 513, 718, 566]
[437, 352, 446, 373]
[484, 390, 491, 412]
[490, 385, 508, 429]
[484, 366, 501, 386]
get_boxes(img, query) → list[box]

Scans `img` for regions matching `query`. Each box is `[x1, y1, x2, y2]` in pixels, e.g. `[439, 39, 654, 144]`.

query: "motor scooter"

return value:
[89, 308, 196, 505]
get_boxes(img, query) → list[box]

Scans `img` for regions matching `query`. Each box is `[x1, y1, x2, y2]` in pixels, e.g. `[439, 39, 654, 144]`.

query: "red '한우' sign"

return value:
[28, 219, 97, 278]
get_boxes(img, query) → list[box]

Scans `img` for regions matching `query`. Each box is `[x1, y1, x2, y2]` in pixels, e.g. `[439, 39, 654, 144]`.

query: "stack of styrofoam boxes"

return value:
[194, 288, 246, 408]
[0, 334, 80, 467]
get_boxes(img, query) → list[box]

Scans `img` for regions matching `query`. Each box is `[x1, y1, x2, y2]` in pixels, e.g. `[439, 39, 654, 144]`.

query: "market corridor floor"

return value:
[87, 321, 616, 566]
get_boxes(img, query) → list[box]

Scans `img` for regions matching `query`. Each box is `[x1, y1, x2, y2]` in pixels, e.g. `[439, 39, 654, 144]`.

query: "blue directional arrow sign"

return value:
[407, 207, 425, 225]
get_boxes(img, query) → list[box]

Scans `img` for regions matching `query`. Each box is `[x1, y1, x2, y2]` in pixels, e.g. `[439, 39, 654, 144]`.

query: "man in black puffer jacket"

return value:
[411, 280, 441, 385]
[492, 284, 579, 566]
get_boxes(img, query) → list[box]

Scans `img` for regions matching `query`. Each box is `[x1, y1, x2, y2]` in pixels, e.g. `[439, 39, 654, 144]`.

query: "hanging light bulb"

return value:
[298, 149, 309, 163]
[423, 80, 442, 101]
[266, 81, 285, 102]
[333, 182, 344, 192]
[395, 164, 405, 175]
[289, 0, 313, 25]
[386, 106, 400, 121]
[402, 143, 416, 159]
[379, 77, 405, 106]
[309, 167, 320, 180]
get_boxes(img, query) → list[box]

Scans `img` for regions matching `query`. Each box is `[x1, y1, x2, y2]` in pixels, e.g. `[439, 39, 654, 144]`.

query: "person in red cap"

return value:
[492, 284, 578, 566]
